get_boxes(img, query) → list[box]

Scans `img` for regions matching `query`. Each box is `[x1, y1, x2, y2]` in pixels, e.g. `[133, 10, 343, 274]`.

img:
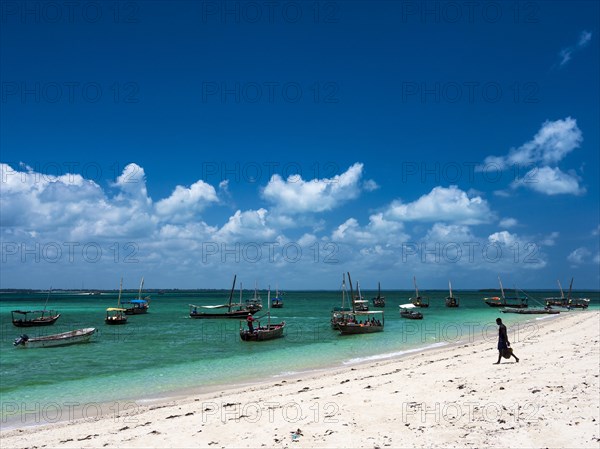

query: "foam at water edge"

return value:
[342, 341, 449, 365]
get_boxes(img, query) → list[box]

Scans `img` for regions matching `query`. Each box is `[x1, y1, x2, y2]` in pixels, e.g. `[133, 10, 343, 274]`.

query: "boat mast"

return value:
[267, 286, 271, 327]
[347, 272, 355, 313]
[558, 279, 564, 299]
[449, 280, 453, 298]
[567, 277, 573, 301]
[414, 276, 419, 298]
[117, 278, 123, 307]
[498, 276, 506, 299]
[341, 273, 347, 309]
[228, 275, 237, 312]
[378, 281, 381, 299]
[138, 277, 144, 300]
[43, 286, 52, 311]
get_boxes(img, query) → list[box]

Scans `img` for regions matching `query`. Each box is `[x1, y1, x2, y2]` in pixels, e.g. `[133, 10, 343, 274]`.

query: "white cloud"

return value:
[155, 180, 218, 222]
[540, 232, 559, 246]
[385, 186, 493, 225]
[488, 231, 518, 246]
[214, 208, 277, 241]
[332, 213, 408, 246]
[262, 162, 365, 213]
[363, 179, 379, 192]
[480, 118, 582, 170]
[567, 247, 591, 265]
[425, 223, 474, 243]
[592, 225, 600, 236]
[512, 166, 585, 195]
[559, 30, 592, 67]
[499, 218, 518, 228]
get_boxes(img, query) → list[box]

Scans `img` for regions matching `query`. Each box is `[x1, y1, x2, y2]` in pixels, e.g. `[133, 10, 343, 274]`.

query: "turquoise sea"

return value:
[1, 288, 598, 424]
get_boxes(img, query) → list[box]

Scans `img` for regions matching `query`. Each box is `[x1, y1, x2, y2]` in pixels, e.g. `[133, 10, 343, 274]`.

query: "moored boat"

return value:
[190, 275, 256, 319]
[399, 303, 423, 319]
[123, 277, 150, 315]
[12, 288, 60, 327]
[337, 272, 384, 335]
[371, 282, 385, 308]
[14, 328, 97, 348]
[240, 288, 285, 341]
[501, 307, 560, 315]
[445, 281, 459, 308]
[410, 276, 429, 308]
[484, 276, 528, 308]
[106, 278, 128, 325]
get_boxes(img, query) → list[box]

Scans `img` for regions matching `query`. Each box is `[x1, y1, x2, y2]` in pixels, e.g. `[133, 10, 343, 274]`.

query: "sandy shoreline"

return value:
[2, 311, 599, 448]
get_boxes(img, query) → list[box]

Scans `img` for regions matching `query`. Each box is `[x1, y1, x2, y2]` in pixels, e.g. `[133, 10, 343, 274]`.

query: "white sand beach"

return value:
[2, 311, 599, 448]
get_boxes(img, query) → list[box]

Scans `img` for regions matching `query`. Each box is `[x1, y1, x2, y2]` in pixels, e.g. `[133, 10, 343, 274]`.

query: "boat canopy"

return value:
[339, 310, 383, 315]
[189, 303, 230, 309]
[106, 307, 126, 312]
[399, 303, 417, 309]
[128, 299, 148, 304]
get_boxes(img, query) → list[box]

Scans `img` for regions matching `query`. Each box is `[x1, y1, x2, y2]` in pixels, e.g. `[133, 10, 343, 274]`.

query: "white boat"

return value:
[14, 328, 97, 348]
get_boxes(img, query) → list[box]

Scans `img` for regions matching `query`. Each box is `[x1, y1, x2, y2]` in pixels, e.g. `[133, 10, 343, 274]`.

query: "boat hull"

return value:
[15, 328, 96, 348]
[190, 310, 254, 319]
[105, 317, 128, 325]
[12, 315, 61, 327]
[124, 307, 148, 315]
[240, 323, 285, 341]
[502, 308, 560, 314]
[338, 323, 383, 335]
[400, 311, 423, 319]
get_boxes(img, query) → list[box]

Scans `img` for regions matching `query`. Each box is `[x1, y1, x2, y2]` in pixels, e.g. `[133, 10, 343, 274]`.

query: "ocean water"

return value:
[1, 288, 598, 422]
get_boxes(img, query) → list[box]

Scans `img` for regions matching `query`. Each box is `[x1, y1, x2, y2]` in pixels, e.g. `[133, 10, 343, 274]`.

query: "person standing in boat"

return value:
[246, 313, 255, 333]
[494, 318, 519, 364]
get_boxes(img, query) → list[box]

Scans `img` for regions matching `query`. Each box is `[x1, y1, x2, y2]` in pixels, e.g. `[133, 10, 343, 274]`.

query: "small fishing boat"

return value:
[337, 273, 384, 335]
[106, 278, 128, 325]
[14, 328, 97, 348]
[123, 277, 150, 315]
[399, 303, 423, 319]
[545, 279, 568, 307]
[240, 288, 285, 341]
[271, 285, 284, 308]
[12, 288, 60, 327]
[410, 276, 429, 307]
[501, 307, 560, 315]
[331, 274, 352, 329]
[245, 282, 263, 313]
[371, 282, 385, 308]
[190, 275, 256, 319]
[484, 276, 528, 308]
[445, 281, 459, 308]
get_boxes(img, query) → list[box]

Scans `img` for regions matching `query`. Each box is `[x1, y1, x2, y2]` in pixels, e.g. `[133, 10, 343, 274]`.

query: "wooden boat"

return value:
[561, 278, 590, 309]
[371, 282, 385, 308]
[271, 285, 284, 308]
[337, 272, 384, 335]
[399, 303, 423, 319]
[244, 282, 263, 313]
[12, 288, 60, 327]
[190, 275, 256, 319]
[123, 277, 149, 315]
[484, 276, 528, 308]
[410, 276, 429, 307]
[240, 288, 285, 341]
[331, 274, 352, 329]
[14, 328, 97, 348]
[545, 279, 568, 307]
[106, 278, 128, 325]
[445, 281, 459, 308]
[502, 307, 560, 314]
[352, 281, 369, 311]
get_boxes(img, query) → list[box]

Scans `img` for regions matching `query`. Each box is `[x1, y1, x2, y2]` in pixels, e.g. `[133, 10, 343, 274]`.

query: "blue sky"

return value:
[1, 1, 598, 290]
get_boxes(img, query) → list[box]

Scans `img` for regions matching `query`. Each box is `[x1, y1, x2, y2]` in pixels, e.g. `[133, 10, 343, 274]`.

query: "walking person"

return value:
[494, 318, 520, 364]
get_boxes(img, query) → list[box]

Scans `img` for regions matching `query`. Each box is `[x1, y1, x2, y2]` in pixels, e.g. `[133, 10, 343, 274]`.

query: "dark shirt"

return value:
[498, 323, 508, 343]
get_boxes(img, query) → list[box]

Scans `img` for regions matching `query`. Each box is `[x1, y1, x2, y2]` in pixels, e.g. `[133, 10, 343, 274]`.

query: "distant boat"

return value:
[245, 282, 263, 313]
[14, 328, 97, 348]
[561, 278, 590, 309]
[544, 279, 568, 307]
[12, 288, 60, 327]
[501, 307, 560, 315]
[190, 275, 256, 319]
[123, 277, 149, 315]
[271, 284, 284, 308]
[484, 276, 528, 308]
[399, 303, 423, 319]
[331, 273, 352, 329]
[240, 287, 285, 341]
[337, 272, 384, 335]
[445, 281, 459, 308]
[371, 282, 385, 308]
[410, 276, 429, 308]
[105, 278, 128, 325]
[353, 281, 369, 311]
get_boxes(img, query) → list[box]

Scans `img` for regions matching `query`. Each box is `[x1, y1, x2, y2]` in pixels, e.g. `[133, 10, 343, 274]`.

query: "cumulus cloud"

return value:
[567, 247, 591, 265]
[332, 213, 408, 246]
[512, 166, 585, 195]
[480, 118, 582, 171]
[155, 180, 218, 222]
[262, 162, 366, 213]
[214, 208, 278, 241]
[384, 186, 493, 225]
